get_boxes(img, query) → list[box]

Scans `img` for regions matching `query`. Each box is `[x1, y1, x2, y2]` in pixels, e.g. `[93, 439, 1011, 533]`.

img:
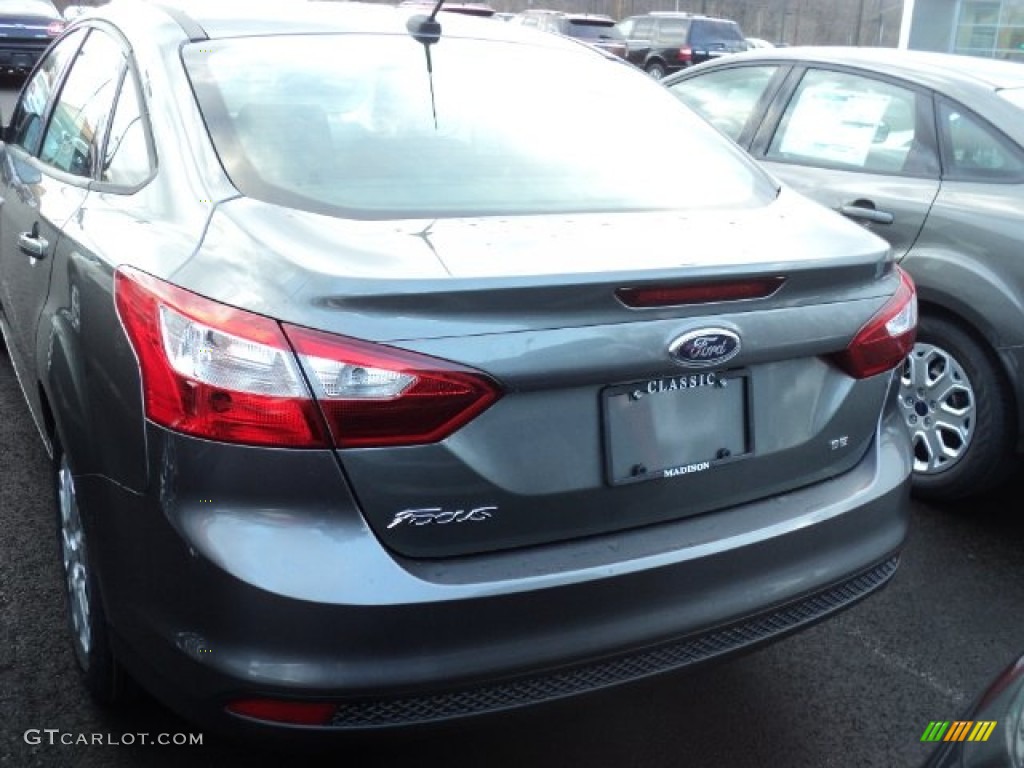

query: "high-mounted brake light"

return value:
[833, 267, 917, 379]
[616, 277, 784, 308]
[114, 267, 501, 449]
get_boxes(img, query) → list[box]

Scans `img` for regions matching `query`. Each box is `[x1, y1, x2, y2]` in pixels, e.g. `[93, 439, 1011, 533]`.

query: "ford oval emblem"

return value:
[669, 328, 741, 368]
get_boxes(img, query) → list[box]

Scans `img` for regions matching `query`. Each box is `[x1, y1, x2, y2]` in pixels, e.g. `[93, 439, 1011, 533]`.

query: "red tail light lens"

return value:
[46, 21, 64, 36]
[283, 325, 502, 448]
[114, 267, 501, 449]
[833, 267, 917, 379]
[114, 267, 329, 447]
[227, 699, 335, 725]
[677, 46, 693, 63]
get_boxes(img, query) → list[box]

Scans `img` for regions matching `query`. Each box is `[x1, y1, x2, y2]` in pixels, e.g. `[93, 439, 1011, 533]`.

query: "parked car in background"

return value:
[1, 0, 915, 738]
[0, 0, 63, 77]
[515, 10, 627, 58]
[665, 47, 1024, 501]
[617, 11, 749, 79]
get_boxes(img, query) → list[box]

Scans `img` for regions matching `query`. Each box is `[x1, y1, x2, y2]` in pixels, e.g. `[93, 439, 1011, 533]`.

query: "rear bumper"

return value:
[77, 402, 911, 735]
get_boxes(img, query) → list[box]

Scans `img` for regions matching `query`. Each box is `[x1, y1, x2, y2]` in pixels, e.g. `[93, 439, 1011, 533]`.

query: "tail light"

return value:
[832, 267, 917, 379]
[283, 324, 501, 448]
[46, 21, 64, 36]
[114, 267, 500, 449]
[227, 699, 335, 726]
[677, 46, 693, 63]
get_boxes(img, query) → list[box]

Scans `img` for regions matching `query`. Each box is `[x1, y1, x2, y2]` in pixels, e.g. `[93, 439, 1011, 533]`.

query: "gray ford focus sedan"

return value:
[0, 0, 915, 738]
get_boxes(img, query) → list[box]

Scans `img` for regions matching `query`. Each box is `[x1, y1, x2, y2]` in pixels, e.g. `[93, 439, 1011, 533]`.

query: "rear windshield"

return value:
[564, 19, 623, 40]
[690, 20, 745, 44]
[184, 34, 773, 219]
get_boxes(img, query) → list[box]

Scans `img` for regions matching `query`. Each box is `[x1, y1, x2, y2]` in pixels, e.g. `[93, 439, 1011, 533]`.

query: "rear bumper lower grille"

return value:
[326, 555, 899, 728]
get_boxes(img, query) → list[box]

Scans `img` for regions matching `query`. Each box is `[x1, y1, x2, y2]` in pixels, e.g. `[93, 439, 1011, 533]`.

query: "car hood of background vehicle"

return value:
[173, 187, 890, 341]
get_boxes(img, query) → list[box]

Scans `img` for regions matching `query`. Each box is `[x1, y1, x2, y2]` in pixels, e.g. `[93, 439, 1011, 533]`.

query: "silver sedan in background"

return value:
[665, 47, 1024, 502]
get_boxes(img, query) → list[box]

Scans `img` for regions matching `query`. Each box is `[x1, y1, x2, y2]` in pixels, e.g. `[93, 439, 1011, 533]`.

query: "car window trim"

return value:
[74, 19, 158, 193]
[668, 61, 793, 150]
[3, 26, 89, 153]
[92, 53, 158, 194]
[37, 27, 128, 181]
[751, 62, 942, 181]
[934, 94, 1024, 184]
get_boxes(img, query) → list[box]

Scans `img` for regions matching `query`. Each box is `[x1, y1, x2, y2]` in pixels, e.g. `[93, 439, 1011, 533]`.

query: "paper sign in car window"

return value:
[779, 87, 891, 167]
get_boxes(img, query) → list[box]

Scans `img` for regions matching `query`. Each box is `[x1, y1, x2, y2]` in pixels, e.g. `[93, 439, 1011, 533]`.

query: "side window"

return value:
[101, 67, 152, 187]
[655, 19, 687, 45]
[6, 28, 88, 154]
[938, 100, 1024, 180]
[39, 30, 125, 178]
[767, 68, 938, 176]
[669, 65, 780, 141]
[631, 17, 655, 38]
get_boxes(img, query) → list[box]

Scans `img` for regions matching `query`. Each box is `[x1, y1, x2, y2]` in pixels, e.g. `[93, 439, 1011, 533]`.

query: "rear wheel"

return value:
[645, 60, 666, 79]
[898, 314, 1016, 501]
[55, 442, 133, 704]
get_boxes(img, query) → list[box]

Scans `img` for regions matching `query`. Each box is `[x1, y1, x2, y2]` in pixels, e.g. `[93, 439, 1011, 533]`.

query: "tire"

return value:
[54, 441, 134, 705]
[898, 314, 1016, 501]
[645, 61, 666, 79]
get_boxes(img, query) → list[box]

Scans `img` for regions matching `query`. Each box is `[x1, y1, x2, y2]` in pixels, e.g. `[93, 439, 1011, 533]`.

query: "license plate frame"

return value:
[602, 369, 751, 486]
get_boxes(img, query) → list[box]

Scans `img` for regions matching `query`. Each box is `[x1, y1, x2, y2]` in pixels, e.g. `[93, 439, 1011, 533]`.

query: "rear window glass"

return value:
[184, 34, 773, 219]
[565, 19, 623, 39]
[690, 20, 745, 44]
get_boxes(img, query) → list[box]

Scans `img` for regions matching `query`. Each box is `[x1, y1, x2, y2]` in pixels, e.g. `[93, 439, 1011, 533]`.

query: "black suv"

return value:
[617, 12, 748, 78]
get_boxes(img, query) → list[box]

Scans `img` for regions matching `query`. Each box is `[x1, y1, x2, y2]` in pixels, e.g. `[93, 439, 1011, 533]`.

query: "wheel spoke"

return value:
[58, 458, 92, 659]
[899, 341, 976, 478]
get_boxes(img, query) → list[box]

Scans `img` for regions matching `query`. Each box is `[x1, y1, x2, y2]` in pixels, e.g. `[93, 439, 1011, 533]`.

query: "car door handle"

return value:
[838, 203, 895, 226]
[18, 229, 49, 259]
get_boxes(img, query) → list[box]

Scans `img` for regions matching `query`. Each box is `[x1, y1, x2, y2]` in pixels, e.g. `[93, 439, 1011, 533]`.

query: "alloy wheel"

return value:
[58, 455, 92, 668]
[899, 341, 976, 477]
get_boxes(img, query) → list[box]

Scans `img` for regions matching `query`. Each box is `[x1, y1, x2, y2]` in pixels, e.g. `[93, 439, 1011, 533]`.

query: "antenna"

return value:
[405, 2, 443, 129]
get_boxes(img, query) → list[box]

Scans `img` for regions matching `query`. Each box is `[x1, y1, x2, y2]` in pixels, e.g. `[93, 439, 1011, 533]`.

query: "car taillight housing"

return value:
[832, 267, 917, 379]
[46, 21, 64, 36]
[283, 324, 501, 448]
[114, 267, 501, 448]
[677, 45, 693, 63]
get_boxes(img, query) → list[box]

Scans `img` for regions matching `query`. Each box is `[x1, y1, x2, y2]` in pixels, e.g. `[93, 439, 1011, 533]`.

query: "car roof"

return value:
[563, 13, 616, 23]
[701, 46, 1024, 92]
[87, 0, 557, 41]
